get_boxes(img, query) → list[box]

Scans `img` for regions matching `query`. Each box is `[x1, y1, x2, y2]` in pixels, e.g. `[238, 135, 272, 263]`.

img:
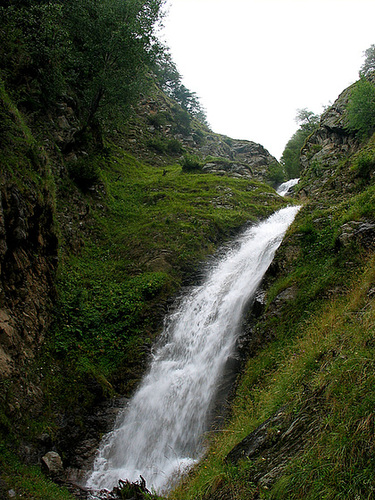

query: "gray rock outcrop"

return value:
[299, 84, 359, 198]
[199, 136, 279, 181]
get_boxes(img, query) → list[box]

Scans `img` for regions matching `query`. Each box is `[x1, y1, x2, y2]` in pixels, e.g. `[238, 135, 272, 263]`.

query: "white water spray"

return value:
[86, 205, 300, 493]
[277, 178, 300, 197]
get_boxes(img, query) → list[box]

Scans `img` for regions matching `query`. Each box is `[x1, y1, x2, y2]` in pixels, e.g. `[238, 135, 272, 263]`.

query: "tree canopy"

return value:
[63, 0, 165, 127]
[0, 0, 208, 141]
[346, 76, 375, 139]
[360, 44, 375, 78]
[155, 50, 208, 124]
[280, 108, 320, 179]
[1, 0, 208, 128]
[344, 44, 375, 139]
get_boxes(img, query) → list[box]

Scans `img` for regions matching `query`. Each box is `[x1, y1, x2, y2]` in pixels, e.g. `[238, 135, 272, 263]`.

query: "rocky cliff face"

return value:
[199, 136, 278, 180]
[0, 100, 58, 378]
[120, 87, 280, 182]
[0, 182, 58, 376]
[298, 84, 360, 199]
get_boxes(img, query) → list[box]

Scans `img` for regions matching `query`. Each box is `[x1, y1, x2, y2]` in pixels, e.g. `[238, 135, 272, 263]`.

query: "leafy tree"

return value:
[295, 108, 320, 133]
[280, 130, 307, 179]
[173, 84, 207, 123]
[0, 0, 166, 128]
[0, 2, 70, 107]
[154, 50, 181, 96]
[360, 44, 375, 77]
[63, 0, 165, 127]
[346, 77, 375, 138]
[280, 108, 320, 179]
[0, 0, 208, 143]
[180, 153, 203, 172]
[267, 161, 285, 186]
[154, 49, 208, 125]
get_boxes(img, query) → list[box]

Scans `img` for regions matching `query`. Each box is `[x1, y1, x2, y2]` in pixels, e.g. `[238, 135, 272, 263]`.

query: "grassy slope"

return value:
[170, 137, 375, 499]
[50, 144, 287, 394]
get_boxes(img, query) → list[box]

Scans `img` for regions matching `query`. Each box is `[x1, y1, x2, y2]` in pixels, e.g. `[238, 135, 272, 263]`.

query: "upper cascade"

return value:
[277, 178, 300, 197]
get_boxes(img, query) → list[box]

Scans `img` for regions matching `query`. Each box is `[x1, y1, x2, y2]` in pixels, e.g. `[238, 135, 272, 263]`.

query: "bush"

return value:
[147, 138, 167, 153]
[174, 108, 191, 134]
[180, 153, 203, 172]
[166, 138, 183, 154]
[267, 161, 285, 186]
[67, 156, 101, 190]
[147, 138, 183, 155]
[147, 112, 167, 129]
[346, 77, 375, 138]
[351, 149, 375, 178]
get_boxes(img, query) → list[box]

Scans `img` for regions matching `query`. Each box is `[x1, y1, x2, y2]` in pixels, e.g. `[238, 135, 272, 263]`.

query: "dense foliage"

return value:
[155, 51, 208, 124]
[0, 0, 207, 134]
[360, 43, 375, 77]
[280, 108, 320, 179]
[346, 76, 375, 139]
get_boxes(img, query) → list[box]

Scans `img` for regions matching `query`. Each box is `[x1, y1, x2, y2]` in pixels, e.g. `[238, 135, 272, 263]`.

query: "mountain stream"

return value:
[86, 203, 300, 494]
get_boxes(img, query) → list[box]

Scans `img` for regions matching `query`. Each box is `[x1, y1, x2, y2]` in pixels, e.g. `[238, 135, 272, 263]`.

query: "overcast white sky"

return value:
[160, 0, 375, 159]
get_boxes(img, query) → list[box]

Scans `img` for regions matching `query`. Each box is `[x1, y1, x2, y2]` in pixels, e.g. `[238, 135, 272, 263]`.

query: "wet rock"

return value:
[319, 85, 353, 132]
[0, 178, 58, 382]
[0, 192, 8, 261]
[267, 286, 298, 317]
[338, 221, 361, 247]
[252, 290, 267, 318]
[56, 396, 129, 470]
[200, 137, 277, 181]
[299, 84, 360, 200]
[356, 222, 375, 248]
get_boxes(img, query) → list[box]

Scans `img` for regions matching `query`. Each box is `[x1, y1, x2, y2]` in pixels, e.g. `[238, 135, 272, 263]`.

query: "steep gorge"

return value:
[0, 76, 287, 499]
[1, 40, 375, 498]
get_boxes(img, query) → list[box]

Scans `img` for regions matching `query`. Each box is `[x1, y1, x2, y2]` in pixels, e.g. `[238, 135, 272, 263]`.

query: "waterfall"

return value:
[277, 178, 300, 197]
[86, 205, 300, 494]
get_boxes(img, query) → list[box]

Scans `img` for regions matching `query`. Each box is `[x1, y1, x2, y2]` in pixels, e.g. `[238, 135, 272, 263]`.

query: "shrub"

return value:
[147, 112, 167, 129]
[267, 161, 285, 186]
[180, 153, 203, 172]
[351, 149, 375, 178]
[174, 108, 191, 134]
[147, 138, 167, 153]
[147, 138, 183, 155]
[166, 138, 183, 154]
[346, 77, 375, 138]
[66, 156, 101, 190]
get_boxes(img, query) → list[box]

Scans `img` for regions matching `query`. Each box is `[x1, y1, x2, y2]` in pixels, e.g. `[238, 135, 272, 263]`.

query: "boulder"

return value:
[41, 451, 64, 479]
[337, 221, 375, 249]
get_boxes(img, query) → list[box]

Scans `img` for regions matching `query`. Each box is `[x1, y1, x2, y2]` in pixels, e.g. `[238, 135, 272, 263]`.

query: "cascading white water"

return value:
[86, 205, 300, 494]
[277, 178, 300, 197]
